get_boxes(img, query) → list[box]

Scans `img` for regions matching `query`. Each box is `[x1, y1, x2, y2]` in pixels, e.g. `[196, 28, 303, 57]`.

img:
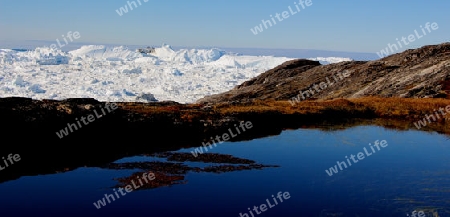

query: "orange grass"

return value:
[119, 97, 450, 121]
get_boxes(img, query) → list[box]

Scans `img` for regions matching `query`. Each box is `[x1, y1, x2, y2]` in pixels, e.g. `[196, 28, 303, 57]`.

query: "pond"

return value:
[0, 126, 449, 217]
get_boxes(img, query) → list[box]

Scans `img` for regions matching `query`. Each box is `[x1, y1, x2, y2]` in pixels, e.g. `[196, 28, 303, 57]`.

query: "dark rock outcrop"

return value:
[197, 42, 450, 103]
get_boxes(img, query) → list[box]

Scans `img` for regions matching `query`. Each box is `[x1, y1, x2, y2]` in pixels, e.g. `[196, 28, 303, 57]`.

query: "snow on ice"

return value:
[0, 44, 352, 103]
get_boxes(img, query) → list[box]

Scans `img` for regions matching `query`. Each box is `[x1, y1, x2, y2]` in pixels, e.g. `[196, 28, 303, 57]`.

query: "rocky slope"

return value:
[197, 42, 450, 103]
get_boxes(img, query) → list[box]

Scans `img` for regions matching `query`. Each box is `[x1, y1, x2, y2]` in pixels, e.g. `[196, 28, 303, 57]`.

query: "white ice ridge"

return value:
[0, 44, 352, 103]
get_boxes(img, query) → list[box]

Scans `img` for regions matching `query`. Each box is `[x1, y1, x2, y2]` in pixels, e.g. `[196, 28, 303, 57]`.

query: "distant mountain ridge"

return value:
[197, 42, 450, 104]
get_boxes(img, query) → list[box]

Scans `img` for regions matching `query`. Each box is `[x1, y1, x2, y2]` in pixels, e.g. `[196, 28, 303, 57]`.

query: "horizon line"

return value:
[0, 39, 385, 54]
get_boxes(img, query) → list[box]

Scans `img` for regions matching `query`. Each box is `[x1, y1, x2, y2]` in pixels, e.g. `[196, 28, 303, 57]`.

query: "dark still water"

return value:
[0, 126, 449, 217]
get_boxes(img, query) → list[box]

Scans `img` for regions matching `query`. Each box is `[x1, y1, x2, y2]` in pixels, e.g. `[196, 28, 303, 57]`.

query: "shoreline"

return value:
[0, 96, 449, 184]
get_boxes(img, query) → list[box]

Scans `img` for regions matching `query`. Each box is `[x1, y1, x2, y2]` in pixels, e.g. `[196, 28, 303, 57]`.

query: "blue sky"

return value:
[0, 0, 448, 53]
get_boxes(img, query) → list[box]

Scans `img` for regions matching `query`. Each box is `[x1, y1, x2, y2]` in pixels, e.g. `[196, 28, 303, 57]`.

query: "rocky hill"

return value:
[197, 42, 450, 104]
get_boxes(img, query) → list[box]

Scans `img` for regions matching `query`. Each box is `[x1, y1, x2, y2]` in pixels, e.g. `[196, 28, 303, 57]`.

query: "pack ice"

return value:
[0, 44, 351, 103]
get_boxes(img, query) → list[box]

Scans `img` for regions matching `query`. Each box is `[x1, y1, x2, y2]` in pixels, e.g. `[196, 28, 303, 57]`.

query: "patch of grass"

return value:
[118, 97, 450, 126]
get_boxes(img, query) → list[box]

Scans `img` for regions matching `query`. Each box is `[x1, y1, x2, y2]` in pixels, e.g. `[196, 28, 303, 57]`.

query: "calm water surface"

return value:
[0, 126, 449, 217]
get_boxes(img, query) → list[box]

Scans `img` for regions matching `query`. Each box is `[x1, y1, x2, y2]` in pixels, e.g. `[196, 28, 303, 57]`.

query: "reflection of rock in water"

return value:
[319, 209, 344, 217]
[104, 152, 279, 190]
[115, 171, 187, 189]
[148, 152, 257, 164]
